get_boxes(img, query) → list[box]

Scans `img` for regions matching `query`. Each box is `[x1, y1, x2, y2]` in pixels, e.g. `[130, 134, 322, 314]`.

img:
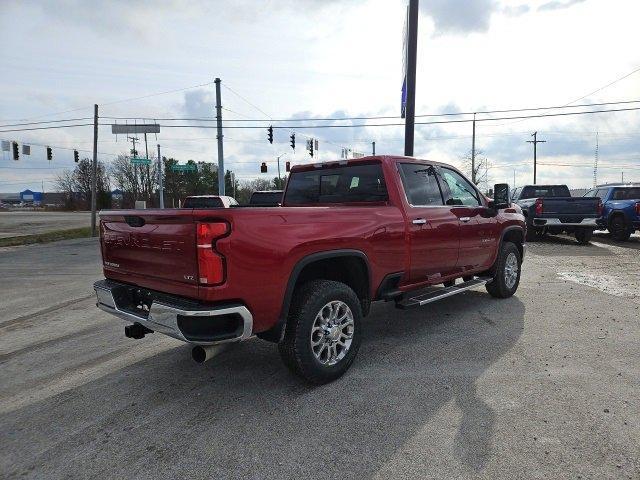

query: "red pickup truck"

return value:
[95, 155, 526, 383]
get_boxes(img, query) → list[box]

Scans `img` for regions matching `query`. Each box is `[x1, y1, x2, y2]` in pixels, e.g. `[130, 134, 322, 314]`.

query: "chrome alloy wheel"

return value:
[504, 252, 519, 289]
[310, 300, 354, 366]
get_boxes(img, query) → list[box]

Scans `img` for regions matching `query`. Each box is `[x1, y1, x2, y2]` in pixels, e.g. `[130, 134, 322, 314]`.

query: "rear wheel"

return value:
[278, 280, 362, 384]
[609, 215, 632, 241]
[486, 242, 521, 299]
[575, 229, 593, 244]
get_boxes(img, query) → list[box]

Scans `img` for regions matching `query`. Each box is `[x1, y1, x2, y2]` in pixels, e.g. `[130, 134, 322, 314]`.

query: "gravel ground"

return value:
[0, 211, 91, 238]
[0, 234, 638, 479]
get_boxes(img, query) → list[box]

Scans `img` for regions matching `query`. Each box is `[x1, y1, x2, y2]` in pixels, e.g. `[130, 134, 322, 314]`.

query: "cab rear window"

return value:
[183, 197, 223, 208]
[284, 163, 388, 205]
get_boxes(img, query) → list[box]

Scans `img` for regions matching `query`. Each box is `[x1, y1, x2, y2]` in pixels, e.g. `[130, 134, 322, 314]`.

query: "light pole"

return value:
[276, 152, 287, 189]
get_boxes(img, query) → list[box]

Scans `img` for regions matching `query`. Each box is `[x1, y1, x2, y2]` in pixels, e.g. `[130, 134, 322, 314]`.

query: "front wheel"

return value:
[278, 280, 362, 384]
[486, 242, 521, 299]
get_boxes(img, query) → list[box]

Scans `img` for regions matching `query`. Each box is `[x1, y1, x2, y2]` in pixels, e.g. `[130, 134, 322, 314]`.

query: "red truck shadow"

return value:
[2, 291, 524, 478]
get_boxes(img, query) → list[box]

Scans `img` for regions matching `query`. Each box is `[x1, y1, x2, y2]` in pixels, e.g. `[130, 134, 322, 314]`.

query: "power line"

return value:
[565, 65, 640, 106]
[92, 106, 640, 130]
[97, 99, 640, 123]
[0, 123, 93, 133]
[0, 117, 94, 128]
[0, 80, 217, 123]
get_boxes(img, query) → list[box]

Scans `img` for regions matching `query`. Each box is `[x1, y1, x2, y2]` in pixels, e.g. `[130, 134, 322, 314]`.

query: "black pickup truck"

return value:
[512, 184, 601, 244]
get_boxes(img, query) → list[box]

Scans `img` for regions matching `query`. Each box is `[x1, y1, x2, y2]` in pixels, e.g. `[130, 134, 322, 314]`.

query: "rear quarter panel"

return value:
[199, 205, 406, 333]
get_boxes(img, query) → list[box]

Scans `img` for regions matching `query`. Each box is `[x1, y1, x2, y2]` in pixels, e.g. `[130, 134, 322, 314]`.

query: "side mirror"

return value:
[492, 183, 510, 209]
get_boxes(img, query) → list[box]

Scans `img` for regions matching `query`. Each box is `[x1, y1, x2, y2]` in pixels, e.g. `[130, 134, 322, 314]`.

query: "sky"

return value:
[1, 0, 639, 193]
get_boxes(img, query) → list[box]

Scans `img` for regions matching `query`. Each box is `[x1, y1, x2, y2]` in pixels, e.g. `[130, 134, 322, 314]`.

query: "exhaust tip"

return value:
[192, 346, 207, 363]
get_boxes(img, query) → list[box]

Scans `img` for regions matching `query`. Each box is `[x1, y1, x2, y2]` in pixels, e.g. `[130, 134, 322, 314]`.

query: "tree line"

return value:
[55, 154, 285, 210]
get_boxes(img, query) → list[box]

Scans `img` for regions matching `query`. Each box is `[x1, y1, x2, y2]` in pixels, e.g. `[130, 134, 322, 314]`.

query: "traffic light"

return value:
[290, 133, 295, 150]
[260, 162, 268, 173]
[267, 125, 273, 144]
[46, 146, 52, 161]
[12, 141, 19, 161]
[74, 150, 79, 163]
[286, 161, 291, 172]
[307, 139, 313, 158]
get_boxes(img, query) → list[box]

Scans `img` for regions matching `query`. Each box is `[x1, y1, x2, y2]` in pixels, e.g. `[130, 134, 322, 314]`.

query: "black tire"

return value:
[443, 280, 456, 287]
[609, 215, 632, 241]
[575, 229, 593, 244]
[486, 242, 521, 299]
[278, 280, 362, 384]
[462, 275, 474, 282]
[525, 226, 537, 242]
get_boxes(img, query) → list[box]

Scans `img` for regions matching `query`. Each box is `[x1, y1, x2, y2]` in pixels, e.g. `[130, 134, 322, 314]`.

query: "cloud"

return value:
[502, 4, 530, 17]
[538, 0, 586, 12]
[182, 89, 216, 119]
[420, 0, 498, 35]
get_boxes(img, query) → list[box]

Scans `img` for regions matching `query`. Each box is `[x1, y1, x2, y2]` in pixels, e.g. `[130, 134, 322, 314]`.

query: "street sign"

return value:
[131, 157, 152, 165]
[112, 123, 160, 135]
[171, 164, 197, 172]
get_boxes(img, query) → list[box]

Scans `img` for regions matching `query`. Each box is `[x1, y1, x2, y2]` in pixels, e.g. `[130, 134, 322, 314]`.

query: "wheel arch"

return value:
[259, 249, 371, 343]
[501, 225, 525, 258]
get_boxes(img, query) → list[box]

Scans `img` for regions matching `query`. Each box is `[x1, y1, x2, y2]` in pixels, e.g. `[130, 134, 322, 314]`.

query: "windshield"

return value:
[520, 185, 570, 199]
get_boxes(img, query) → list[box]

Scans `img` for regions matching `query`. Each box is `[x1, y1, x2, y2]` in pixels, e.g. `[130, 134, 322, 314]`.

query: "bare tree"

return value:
[460, 149, 491, 192]
[110, 154, 158, 207]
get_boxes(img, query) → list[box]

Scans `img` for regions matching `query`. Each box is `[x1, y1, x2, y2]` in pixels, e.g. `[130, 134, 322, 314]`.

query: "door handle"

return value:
[459, 217, 471, 223]
[412, 218, 427, 225]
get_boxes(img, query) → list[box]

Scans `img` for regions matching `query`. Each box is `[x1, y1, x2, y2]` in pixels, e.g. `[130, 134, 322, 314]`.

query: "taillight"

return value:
[635, 202, 640, 215]
[534, 198, 543, 215]
[196, 222, 229, 285]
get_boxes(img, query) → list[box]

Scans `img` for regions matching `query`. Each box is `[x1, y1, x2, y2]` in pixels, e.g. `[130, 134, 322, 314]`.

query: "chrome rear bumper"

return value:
[94, 280, 253, 345]
[532, 218, 597, 227]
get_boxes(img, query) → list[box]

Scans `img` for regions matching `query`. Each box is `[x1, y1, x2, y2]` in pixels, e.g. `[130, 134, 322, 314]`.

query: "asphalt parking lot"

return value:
[1, 233, 638, 479]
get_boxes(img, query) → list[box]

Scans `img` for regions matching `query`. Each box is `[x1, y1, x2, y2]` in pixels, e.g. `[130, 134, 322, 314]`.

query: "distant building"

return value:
[570, 188, 589, 197]
[20, 189, 43, 204]
[0, 192, 20, 205]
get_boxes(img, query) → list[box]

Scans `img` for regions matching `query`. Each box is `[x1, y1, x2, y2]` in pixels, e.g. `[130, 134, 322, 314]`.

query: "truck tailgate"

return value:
[539, 197, 599, 216]
[100, 211, 198, 287]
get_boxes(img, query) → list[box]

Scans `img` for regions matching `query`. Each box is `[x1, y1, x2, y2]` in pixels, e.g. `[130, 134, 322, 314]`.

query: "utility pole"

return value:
[593, 132, 599, 188]
[471, 112, 476, 184]
[214, 78, 225, 195]
[403, 0, 419, 156]
[526, 131, 546, 184]
[372, 141, 376, 155]
[276, 153, 287, 189]
[157, 144, 164, 209]
[127, 135, 138, 156]
[91, 104, 98, 237]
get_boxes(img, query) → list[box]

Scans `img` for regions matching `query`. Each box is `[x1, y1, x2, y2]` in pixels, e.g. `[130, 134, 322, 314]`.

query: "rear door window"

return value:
[284, 163, 388, 205]
[399, 163, 444, 206]
[612, 188, 640, 200]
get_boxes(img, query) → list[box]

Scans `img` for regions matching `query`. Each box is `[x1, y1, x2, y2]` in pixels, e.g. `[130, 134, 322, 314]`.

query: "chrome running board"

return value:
[396, 277, 492, 309]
